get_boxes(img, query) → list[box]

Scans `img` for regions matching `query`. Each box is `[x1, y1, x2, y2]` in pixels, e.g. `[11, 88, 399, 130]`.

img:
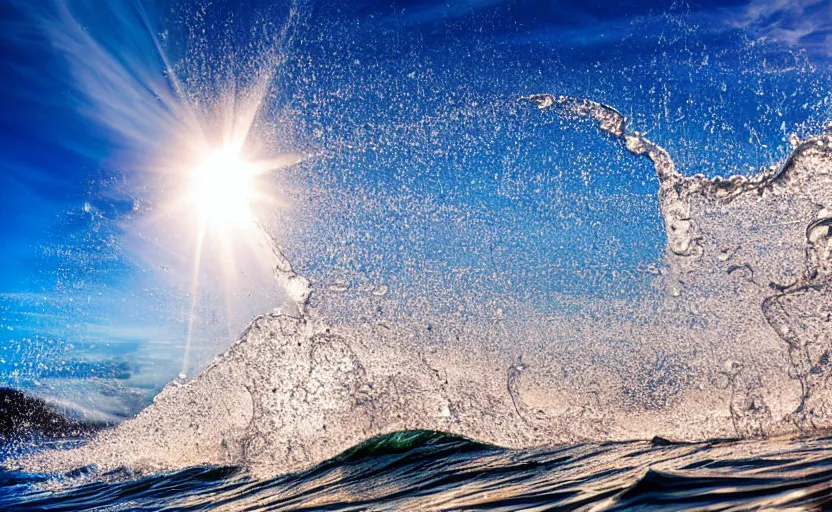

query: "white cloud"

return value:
[728, 0, 832, 53]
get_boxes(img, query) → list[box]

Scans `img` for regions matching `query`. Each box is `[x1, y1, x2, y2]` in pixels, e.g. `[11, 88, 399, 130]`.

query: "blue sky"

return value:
[1, 0, 831, 411]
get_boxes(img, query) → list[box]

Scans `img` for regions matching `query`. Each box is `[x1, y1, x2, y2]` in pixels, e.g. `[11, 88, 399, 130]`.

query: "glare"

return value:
[177, 143, 298, 377]
[188, 147, 256, 231]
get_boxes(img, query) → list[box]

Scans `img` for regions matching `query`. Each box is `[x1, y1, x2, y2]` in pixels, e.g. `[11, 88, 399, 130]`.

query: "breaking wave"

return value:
[9, 92, 832, 481]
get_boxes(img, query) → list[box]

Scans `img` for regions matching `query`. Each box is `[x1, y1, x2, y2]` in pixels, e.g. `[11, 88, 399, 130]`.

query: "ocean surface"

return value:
[4, 431, 832, 511]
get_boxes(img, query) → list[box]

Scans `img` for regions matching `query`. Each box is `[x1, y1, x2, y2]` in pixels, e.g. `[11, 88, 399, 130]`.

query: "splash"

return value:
[14, 90, 832, 477]
[21, 0, 308, 381]
[527, 93, 832, 434]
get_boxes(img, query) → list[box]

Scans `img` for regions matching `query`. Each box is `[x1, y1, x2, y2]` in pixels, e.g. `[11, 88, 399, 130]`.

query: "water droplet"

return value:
[329, 279, 350, 292]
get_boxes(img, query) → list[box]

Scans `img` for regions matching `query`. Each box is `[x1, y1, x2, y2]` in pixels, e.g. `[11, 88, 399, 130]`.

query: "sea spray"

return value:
[15, 95, 832, 477]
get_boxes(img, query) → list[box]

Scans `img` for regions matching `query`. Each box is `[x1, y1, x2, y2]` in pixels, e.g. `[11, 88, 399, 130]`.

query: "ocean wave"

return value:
[5, 432, 832, 510]
[7, 94, 832, 482]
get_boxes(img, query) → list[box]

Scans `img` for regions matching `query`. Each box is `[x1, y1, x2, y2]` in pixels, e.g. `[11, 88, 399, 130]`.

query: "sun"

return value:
[174, 140, 301, 377]
[187, 146, 256, 232]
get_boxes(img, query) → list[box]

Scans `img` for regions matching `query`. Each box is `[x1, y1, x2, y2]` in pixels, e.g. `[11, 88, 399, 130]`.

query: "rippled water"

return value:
[4, 431, 832, 511]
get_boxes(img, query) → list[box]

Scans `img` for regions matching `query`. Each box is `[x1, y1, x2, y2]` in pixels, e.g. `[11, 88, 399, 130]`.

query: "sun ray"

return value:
[171, 141, 301, 375]
[181, 218, 207, 377]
